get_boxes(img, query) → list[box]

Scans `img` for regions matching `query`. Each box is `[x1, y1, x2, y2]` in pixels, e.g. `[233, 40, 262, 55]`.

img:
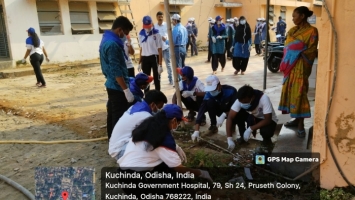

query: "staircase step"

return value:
[121, 10, 132, 14]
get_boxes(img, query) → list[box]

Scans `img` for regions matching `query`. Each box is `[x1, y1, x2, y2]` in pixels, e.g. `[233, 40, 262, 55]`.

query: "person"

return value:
[253, 18, 262, 56]
[278, 6, 319, 138]
[226, 18, 235, 60]
[233, 17, 239, 29]
[172, 66, 206, 123]
[138, 16, 163, 93]
[109, 90, 167, 161]
[205, 18, 215, 63]
[124, 34, 135, 77]
[22, 27, 50, 88]
[191, 75, 238, 141]
[231, 16, 252, 75]
[118, 104, 213, 197]
[155, 11, 173, 85]
[191, 18, 198, 57]
[210, 15, 228, 74]
[129, 73, 154, 103]
[99, 16, 134, 139]
[185, 18, 193, 55]
[171, 14, 188, 69]
[276, 16, 287, 43]
[226, 85, 278, 151]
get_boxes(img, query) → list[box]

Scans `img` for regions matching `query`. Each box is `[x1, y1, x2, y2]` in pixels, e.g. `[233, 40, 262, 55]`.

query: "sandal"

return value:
[234, 70, 239, 75]
[284, 119, 299, 127]
[297, 130, 306, 138]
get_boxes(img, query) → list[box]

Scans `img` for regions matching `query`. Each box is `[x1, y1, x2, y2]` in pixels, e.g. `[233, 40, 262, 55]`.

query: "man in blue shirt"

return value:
[99, 16, 134, 140]
[276, 16, 287, 43]
[191, 75, 247, 142]
[171, 14, 187, 68]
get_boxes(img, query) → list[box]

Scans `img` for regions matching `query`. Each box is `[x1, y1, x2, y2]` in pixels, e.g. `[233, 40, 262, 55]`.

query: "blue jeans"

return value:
[174, 46, 186, 68]
[162, 48, 173, 83]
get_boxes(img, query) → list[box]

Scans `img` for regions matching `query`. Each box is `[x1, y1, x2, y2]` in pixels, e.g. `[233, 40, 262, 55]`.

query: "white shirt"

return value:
[154, 22, 169, 51]
[179, 79, 205, 101]
[26, 39, 44, 56]
[231, 94, 278, 123]
[139, 31, 162, 56]
[108, 106, 152, 158]
[124, 41, 134, 69]
[118, 139, 181, 171]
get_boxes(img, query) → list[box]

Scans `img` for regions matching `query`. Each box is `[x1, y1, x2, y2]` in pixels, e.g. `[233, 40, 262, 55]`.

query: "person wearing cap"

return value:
[226, 18, 235, 60]
[172, 66, 206, 123]
[138, 15, 163, 93]
[205, 19, 216, 63]
[210, 15, 228, 74]
[226, 85, 278, 151]
[192, 75, 246, 140]
[129, 73, 154, 103]
[276, 16, 287, 43]
[124, 34, 135, 77]
[171, 14, 188, 68]
[190, 18, 198, 57]
[118, 104, 213, 197]
[253, 18, 263, 56]
[231, 16, 252, 75]
[22, 27, 50, 88]
[109, 90, 168, 161]
[99, 16, 134, 139]
[155, 11, 173, 85]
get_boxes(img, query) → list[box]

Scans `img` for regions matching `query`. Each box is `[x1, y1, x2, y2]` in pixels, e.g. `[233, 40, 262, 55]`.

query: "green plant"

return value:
[186, 149, 230, 168]
[320, 188, 354, 200]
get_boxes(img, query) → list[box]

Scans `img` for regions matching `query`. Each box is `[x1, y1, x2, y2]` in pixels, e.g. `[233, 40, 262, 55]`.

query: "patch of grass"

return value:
[186, 149, 231, 168]
[320, 188, 354, 200]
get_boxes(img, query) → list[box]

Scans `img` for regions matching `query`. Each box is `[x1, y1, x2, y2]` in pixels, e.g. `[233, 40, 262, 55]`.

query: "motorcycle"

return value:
[261, 37, 285, 73]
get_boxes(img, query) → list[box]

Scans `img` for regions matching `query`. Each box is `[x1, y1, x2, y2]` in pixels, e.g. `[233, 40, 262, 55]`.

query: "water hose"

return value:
[0, 137, 107, 144]
[0, 174, 35, 200]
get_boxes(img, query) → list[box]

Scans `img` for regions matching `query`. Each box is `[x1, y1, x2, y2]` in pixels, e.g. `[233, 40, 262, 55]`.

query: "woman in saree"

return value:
[278, 6, 318, 137]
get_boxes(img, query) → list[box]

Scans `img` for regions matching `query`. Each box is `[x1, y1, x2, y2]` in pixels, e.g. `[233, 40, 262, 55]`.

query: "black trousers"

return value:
[30, 53, 45, 85]
[212, 54, 226, 71]
[190, 36, 198, 56]
[106, 88, 130, 140]
[127, 68, 135, 78]
[226, 40, 233, 58]
[181, 96, 203, 112]
[207, 41, 212, 61]
[232, 57, 249, 72]
[233, 113, 277, 141]
[255, 44, 261, 54]
[141, 55, 160, 92]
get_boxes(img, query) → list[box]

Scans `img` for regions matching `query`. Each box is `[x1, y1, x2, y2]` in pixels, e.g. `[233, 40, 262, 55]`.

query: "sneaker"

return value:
[207, 125, 218, 134]
[36, 82, 41, 86]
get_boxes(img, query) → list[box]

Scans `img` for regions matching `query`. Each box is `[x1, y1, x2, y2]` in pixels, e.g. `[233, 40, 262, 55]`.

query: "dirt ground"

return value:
[0, 52, 311, 200]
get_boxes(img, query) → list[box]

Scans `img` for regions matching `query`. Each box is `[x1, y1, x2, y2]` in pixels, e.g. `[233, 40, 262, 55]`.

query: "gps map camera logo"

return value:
[255, 155, 265, 165]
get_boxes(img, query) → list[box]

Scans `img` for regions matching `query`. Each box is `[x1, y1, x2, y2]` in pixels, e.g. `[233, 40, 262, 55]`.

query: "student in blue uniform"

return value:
[276, 16, 287, 43]
[129, 73, 154, 103]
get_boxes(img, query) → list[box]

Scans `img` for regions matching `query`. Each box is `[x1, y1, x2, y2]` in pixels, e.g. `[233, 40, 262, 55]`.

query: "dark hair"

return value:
[143, 90, 168, 105]
[112, 16, 133, 31]
[237, 85, 254, 100]
[156, 11, 163, 16]
[279, 16, 282, 19]
[132, 110, 171, 150]
[29, 32, 40, 48]
[239, 16, 246, 21]
[294, 6, 313, 18]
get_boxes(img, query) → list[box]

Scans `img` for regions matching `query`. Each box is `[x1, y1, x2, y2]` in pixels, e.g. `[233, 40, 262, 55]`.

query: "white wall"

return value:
[3, 0, 110, 66]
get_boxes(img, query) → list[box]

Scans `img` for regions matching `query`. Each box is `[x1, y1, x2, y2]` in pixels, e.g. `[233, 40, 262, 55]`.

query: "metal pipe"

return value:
[263, 0, 270, 90]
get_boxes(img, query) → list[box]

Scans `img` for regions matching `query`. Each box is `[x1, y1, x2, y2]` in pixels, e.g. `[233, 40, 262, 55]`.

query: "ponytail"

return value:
[30, 32, 40, 48]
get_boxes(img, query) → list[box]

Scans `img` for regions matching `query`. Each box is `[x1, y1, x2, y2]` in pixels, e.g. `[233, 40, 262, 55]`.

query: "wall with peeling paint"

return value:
[313, 0, 355, 189]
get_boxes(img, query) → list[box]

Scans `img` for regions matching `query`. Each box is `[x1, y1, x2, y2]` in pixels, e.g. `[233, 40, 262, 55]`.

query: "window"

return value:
[280, 6, 286, 20]
[97, 3, 116, 33]
[226, 8, 231, 19]
[36, 0, 62, 35]
[169, 6, 180, 15]
[69, 1, 93, 34]
[268, 5, 274, 25]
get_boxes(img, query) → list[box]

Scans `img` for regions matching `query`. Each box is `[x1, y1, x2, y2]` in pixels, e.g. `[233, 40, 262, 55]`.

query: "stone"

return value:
[71, 158, 77, 163]
[13, 168, 19, 171]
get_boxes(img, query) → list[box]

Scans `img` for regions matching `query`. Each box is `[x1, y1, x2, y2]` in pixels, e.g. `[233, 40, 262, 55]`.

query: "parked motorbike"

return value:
[261, 37, 285, 73]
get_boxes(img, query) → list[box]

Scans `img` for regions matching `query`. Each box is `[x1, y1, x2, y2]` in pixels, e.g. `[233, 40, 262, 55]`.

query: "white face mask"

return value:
[240, 20, 246, 25]
[217, 21, 222, 25]
[144, 28, 151, 33]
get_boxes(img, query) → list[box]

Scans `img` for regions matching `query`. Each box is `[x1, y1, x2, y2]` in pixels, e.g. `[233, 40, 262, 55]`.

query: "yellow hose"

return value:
[0, 137, 107, 144]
